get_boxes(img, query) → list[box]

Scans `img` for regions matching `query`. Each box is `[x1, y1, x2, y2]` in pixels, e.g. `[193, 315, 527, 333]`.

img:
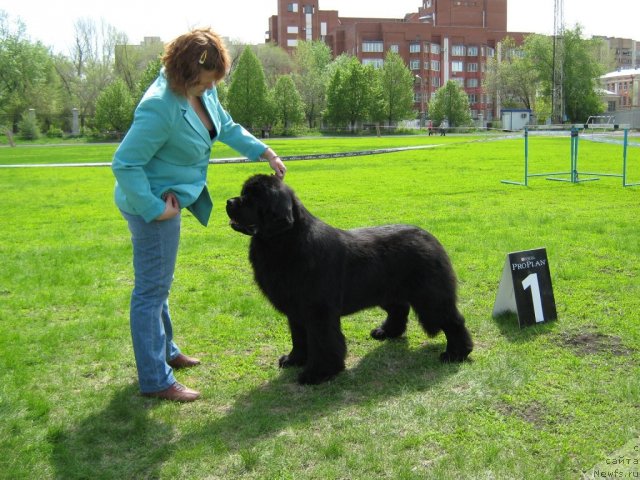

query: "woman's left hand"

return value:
[269, 156, 287, 179]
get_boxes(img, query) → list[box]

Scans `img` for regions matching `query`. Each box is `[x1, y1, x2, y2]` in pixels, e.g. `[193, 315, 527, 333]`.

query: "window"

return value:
[431, 60, 440, 71]
[363, 59, 384, 68]
[362, 41, 384, 53]
[410, 43, 421, 53]
[410, 59, 421, 70]
[468, 94, 478, 104]
[390, 44, 399, 53]
[452, 61, 464, 72]
[287, 26, 299, 34]
[467, 63, 478, 72]
[321, 22, 327, 36]
[287, 3, 298, 12]
[467, 46, 479, 56]
[431, 76, 441, 87]
[467, 78, 479, 88]
[452, 77, 464, 87]
[424, 60, 430, 70]
[303, 5, 313, 13]
[486, 47, 495, 57]
[451, 45, 466, 56]
[431, 43, 440, 54]
[287, 39, 298, 47]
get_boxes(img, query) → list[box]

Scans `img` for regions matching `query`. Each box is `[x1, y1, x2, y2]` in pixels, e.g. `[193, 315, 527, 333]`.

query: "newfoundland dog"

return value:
[226, 174, 472, 384]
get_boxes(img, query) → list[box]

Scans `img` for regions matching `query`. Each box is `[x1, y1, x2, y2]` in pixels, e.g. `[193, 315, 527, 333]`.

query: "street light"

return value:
[415, 74, 425, 128]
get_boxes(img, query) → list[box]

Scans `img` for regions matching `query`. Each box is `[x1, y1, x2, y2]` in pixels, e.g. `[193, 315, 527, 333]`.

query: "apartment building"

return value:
[595, 36, 640, 71]
[267, 0, 527, 122]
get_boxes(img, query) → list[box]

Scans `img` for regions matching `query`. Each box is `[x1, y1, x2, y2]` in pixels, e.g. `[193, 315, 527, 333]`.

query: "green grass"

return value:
[0, 134, 639, 479]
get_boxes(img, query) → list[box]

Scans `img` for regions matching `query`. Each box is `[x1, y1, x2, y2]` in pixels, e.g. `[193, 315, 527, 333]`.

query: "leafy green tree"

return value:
[227, 46, 270, 130]
[0, 12, 57, 131]
[272, 74, 305, 133]
[254, 43, 293, 87]
[376, 51, 416, 125]
[135, 57, 162, 101]
[292, 40, 332, 128]
[325, 55, 376, 130]
[484, 36, 538, 111]
[524, 27, 606, 122]
[428, 80, 472, 128]
[94, 78, 134, 136]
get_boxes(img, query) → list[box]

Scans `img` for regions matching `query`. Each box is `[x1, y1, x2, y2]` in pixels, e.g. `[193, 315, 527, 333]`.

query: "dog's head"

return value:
[226, 174, 295, 238]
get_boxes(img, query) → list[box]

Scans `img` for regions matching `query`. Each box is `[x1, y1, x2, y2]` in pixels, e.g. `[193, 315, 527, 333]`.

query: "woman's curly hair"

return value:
[162, 27, 230, 95]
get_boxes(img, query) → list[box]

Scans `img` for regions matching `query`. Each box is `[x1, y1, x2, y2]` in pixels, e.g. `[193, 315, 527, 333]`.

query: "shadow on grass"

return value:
[179, 338, 462, 457]
[48, 338, 462, 477]
[493, 312, 557, 342]
[50, 384, 173, 480]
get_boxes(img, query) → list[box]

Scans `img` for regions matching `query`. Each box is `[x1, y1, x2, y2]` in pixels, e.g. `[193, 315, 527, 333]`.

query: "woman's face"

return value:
[187, 70, 220, 97]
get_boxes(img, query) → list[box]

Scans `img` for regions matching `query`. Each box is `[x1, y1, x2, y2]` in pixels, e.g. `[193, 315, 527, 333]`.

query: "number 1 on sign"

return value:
[522, 273, 544, 323]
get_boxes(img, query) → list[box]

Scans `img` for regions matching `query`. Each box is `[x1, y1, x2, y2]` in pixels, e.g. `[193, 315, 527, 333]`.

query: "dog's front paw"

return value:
[278, 354, 305, 368]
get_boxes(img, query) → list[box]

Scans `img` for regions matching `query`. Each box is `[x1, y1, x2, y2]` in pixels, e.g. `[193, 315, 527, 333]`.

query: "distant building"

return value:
[594, 36, 639, 71]
[600, 68, 640, 109]
[267, 0, 527, 123]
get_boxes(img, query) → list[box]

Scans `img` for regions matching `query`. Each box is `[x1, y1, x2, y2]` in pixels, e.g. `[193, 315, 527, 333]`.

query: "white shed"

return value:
[501, 109, 532, 131]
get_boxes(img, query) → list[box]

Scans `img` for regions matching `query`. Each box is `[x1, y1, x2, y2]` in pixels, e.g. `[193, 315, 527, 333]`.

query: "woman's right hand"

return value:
[156, 192, 180, 221]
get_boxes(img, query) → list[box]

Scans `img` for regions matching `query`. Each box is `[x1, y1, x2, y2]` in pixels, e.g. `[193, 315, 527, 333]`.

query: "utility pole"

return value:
[552, 0, 565, 124]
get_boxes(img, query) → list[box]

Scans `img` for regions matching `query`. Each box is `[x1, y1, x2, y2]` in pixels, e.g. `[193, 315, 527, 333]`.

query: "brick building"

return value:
[267, 0, 527, 123]
[601, 68, 640, 110]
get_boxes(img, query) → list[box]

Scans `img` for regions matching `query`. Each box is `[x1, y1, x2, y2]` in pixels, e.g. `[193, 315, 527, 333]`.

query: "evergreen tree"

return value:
[227, 46, 270, 130]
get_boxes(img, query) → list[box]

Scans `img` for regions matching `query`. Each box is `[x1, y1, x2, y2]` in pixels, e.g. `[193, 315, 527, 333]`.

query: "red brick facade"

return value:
[268, 0, 527, 122]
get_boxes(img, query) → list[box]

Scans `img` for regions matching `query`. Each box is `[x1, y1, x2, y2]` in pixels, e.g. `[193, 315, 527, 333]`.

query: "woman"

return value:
[112, 28, 286, 402]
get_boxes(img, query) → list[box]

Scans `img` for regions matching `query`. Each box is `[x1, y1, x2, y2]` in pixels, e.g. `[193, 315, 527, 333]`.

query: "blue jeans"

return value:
[121, 210, 182, 393]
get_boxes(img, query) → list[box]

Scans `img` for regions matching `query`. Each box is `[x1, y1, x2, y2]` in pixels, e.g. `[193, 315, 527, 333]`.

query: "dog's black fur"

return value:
[226, 174, 473, 384]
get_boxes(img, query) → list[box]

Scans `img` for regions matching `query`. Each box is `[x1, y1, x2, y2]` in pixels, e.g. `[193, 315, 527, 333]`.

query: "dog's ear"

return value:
[258, 185, 294, 238]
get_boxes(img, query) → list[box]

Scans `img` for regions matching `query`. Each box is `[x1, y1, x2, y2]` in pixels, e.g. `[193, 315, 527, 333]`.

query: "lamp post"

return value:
[415, 74, 425, 128]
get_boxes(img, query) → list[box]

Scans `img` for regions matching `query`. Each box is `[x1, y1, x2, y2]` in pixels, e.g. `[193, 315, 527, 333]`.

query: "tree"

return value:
[254, 43, 293, 87]
[0, 12, 57, 131]
[484, 36, 538, 111]
[272, 74, 305, 133]
[325, 55, 376, 130]
[135, 57, 162, 101]
[428, 80, 472, 128]
[292, 40, 332, 128]
[378, 51, 416, 125]
[524, 27, 606, 123]
[227, 46, 270, 131]
[60, 18, 126, 130]
[94, 78, 134, 136]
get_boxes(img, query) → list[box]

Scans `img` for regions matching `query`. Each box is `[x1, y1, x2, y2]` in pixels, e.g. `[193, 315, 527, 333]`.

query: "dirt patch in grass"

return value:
[495, 400, 548, 427]
[556, 330, 632, 357]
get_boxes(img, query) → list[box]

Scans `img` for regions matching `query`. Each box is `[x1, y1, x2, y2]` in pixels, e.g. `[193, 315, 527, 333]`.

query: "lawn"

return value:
[0, 133, 638, 479]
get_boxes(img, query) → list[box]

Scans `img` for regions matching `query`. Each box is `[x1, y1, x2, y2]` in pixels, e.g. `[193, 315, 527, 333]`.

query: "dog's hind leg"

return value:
[370, 302, 410, 340]
[279, 315, 308, 368]
[439, 311, 473, 363]
[412, 296, 473, 362]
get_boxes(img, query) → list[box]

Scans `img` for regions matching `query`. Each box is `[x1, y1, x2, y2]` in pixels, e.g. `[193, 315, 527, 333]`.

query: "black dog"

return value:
[226, 174, 472, 384]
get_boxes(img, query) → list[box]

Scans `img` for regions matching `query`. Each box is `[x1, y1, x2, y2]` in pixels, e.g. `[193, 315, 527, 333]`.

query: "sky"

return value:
[2, 0, 638, 54]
